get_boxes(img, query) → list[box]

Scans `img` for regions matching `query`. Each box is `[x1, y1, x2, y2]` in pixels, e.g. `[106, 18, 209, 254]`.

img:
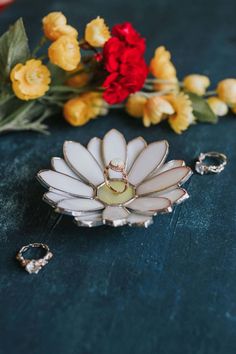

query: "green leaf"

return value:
[47, 62, 67, 85]
[0, 18, 30, 80]
[0, 99, 57, 134]
[187, 92, 218, 124]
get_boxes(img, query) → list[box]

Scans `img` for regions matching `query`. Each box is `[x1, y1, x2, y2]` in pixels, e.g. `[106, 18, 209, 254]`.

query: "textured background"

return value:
[0, 0, 236, 353]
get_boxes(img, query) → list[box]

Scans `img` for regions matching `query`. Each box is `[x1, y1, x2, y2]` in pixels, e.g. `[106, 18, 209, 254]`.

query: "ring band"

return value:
[104, 159, 128, 193]
[195, 151, 227, 175]
[16, 243, 53, 274]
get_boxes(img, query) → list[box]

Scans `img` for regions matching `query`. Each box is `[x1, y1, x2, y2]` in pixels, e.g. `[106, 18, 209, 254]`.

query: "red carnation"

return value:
[102, 22, 148, 104]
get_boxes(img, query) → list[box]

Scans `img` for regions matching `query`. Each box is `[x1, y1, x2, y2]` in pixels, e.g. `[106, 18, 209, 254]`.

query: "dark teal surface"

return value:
[0, 0, 236, 353]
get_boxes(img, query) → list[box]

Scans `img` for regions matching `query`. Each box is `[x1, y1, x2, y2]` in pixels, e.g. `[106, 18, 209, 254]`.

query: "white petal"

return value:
[102, 129, 127, 178]
[51, 157, 81, 180]
[127, 213, 153, 227]
[43, 191, 73, 206]
[126, 197, 171, 215]
[37, 170, 94, 198]
[103, 206, 129, 226]
[126, 137, 147, 172]
[74, 213, 103, 227]
[57, 198, 104, 216]
[151, 188, 189, 204]
[128, 141, 169, 186]
[137, 167, 192, 196]
[150, 160, 185, 178]
[63, 141, 104, 186]
[87, 137, 104, 169]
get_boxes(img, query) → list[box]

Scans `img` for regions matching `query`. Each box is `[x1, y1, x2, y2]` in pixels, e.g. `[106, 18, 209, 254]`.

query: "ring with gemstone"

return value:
[104, 158, 129, 193]
[195, 151, 227, 175]
[16, 243, 53, 274]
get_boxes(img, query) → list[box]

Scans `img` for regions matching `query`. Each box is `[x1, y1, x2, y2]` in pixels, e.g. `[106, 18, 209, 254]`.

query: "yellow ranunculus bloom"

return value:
[48, 35, 81, 71]
[217, 79, 236, 105]
[150, 46, 178, 92]
[165, 93, 195, 134]
[82, 92, 108, 118]
[143, 96, 174, 127]
[126, 94, 147, 118]
[10, 59, 51, 100]
[183, 74, 210, 96]
[63, 92, 108, 126]
[42, 12, 78, 41]
[207, 97, 228, 116]
[85, 17, 110, 47]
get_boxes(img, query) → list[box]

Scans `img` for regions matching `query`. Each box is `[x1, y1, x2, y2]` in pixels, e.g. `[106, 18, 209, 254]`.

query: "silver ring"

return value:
[16, 243, 53, 274]
[195, 151, 227, 175]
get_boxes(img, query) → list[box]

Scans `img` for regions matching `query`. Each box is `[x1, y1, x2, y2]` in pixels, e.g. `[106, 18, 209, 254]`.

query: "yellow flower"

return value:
[10, 59, 51, 100]
[217, 79, 236, 105]
[64, 97, 89, 126]
[207, 97, 228, 116]
[143, 96, 174, 127]
[126, 93, 174, 127]
[165, 93, 195, 134]
[183, 74, 210, 96]
[42, 12, 78, 41]
[85, 17, 110, 47]
[126, 93, 147, 118]
[150, 46, 178, 91]
[63, 92, 108, 126]
[48, 35, 81, 71]
[67, 73, 90, 88]
[82, 92, 108, 118]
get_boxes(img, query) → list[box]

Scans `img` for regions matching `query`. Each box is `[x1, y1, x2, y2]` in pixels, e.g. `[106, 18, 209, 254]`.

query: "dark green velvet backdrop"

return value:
[0, 0, 236, 353]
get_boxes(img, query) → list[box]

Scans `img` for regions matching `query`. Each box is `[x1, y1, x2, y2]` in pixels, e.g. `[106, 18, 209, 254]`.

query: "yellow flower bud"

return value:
[64, 97, 90, 126]
[48, 35, 81, 71]
[217, 79, 236, 105]
[207, 97, 228, 116]
[10, 59, 51, 100]
[82, 92, 108, 118]
[85, 17, 110, 47]
[67, 72, 90, 88]
[42, 12, 78, 41]
[126, 94, 147, 118]
[64, 92, 108, 126]
[150, 46, 177, 81]
[183, 75, 210, 96]
[143, 96, 174, 127]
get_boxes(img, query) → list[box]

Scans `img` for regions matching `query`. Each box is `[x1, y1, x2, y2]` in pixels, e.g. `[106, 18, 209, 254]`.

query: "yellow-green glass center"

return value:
[97, 180, 135, 205]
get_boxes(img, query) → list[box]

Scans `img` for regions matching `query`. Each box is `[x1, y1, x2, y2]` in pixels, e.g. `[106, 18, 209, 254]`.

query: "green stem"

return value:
[32, 36, 47, 58]
[204, 90, 217, 97]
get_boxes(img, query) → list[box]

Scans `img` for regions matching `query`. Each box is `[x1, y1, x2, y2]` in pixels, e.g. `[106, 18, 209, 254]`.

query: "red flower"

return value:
[102, 22, 148, 104]
[0, 0, 14, 11]
[112, 22, 146, 54]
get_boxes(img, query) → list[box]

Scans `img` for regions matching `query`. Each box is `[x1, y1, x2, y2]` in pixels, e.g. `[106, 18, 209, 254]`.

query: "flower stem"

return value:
[32, 36, 47, 58]
[204, 90, 217, 97]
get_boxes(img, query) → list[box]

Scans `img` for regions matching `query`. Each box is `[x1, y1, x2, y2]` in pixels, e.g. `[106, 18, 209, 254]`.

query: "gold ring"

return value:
[104, 159, 128, 193]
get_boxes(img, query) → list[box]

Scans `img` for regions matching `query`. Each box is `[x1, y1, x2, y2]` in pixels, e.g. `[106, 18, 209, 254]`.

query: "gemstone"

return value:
[110, 158, 124, 170]
[25, 260, 42, 274]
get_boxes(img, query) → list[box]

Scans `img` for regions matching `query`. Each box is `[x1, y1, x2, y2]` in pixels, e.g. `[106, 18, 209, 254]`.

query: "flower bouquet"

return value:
[0, 12, 236, 134]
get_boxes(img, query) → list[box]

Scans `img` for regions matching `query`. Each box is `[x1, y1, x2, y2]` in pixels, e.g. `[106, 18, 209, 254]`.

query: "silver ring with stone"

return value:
[195, 151, 227, 175]
[16, 243, 53, 274]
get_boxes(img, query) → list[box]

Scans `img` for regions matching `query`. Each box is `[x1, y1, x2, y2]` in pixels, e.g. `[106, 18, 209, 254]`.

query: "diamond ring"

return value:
[16, 243, 53, 274]
[195, 151, 227, 175]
